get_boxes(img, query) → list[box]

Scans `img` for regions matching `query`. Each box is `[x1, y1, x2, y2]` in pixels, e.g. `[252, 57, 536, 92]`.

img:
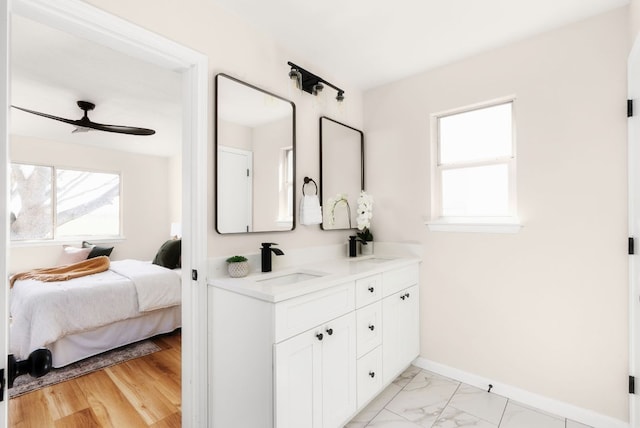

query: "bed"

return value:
[9, 259, 182, 368]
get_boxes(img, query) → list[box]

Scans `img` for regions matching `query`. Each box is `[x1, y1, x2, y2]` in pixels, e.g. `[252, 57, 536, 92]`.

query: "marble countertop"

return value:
[208, 254, 421, 303]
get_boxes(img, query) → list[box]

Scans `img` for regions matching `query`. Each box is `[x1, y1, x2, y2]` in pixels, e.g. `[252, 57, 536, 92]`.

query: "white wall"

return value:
[631, 0, 640, 43]
[9, 135, 174, 271]
[364, 7, 629, 421]
[85, 0, 365, 260]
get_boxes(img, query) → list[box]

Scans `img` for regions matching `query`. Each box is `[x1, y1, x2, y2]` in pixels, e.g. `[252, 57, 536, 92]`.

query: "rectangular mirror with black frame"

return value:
[319, 116, 364, 230]
[215, 73, 296, 234]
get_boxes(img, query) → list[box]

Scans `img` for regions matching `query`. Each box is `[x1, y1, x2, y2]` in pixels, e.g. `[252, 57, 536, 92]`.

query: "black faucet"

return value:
[261, 243, 284, 272]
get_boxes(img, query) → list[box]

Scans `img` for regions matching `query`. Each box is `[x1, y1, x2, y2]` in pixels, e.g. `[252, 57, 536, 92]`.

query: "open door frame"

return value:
[0, 0, 209, 426]
[630, 30, 640, 428]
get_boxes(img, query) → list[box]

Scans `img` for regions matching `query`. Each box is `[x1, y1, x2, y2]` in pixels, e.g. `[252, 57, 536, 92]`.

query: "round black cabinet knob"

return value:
[316, 333, 324, 341]
[400, 295, 406, 300]
[368, 287, 374, 293]
[369, 371, 375, 378]
[326, 328, 334, 336]
[368, 325, 375, 331]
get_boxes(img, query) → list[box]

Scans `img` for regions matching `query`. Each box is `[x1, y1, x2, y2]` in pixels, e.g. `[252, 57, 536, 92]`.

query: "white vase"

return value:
[360, 241, 373, 256]
[228, 261, 249, 278]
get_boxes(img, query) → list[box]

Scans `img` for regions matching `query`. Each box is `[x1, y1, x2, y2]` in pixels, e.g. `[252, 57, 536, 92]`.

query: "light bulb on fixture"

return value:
[288, 68, 302, 91]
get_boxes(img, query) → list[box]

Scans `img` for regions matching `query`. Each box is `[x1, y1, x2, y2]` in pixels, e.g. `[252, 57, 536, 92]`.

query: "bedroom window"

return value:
[429, 100, 520, 232]
[10, 163, 121, 241]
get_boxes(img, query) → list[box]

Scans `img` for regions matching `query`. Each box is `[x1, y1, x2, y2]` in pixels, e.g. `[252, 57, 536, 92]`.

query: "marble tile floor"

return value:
[345, 366, 591, 428]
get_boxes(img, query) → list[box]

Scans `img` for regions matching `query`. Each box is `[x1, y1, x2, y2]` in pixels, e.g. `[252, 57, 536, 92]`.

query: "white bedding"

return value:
[10, 259, 181, 360]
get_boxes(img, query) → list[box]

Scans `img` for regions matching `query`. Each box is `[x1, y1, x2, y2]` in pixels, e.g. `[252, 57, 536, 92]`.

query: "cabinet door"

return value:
[382, 285, 419, 385]
[321, 312, 357, 428]
[275, 329, 323, 428]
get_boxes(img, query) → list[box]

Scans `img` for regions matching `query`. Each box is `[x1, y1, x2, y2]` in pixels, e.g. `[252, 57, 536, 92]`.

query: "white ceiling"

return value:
[213, 0, 629, 90]
[9, 0, 629, 156]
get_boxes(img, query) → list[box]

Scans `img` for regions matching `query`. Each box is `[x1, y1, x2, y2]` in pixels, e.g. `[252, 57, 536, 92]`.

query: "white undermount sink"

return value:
[256, 271, 325, 286]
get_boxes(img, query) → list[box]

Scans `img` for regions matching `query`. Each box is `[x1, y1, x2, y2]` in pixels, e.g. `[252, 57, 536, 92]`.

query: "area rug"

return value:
[9, 340, 161, 398]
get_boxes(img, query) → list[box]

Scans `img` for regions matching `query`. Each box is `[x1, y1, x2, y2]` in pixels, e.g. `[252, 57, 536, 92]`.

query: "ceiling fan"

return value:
[11, 100, 156, 136]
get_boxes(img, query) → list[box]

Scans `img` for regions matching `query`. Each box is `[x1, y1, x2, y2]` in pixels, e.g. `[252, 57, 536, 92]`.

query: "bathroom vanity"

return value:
[208, 255, 420, 428]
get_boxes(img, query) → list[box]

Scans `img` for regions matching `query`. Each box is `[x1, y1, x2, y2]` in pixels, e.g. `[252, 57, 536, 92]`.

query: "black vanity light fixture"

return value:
[288, 61, 345, 102]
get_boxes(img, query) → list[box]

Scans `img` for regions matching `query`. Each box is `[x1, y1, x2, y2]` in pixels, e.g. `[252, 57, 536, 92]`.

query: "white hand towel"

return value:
[300, 195, 323, 225]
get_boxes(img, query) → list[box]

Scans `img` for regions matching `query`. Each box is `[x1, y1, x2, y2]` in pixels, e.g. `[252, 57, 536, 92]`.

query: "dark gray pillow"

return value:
[82, 241, 114, 259]
[153, 239, 181, 269]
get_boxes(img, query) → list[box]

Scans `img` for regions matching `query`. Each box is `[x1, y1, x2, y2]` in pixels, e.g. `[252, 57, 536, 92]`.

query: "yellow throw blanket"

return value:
[9, 256, 110, 288]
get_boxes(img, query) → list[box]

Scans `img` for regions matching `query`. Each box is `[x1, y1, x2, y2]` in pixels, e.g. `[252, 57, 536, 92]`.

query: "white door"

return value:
[321, 312, 357, 428]
[397, 285, 420, 367]
[629, 35, 640, 428]
[382, 286, 419, 385]
[218, 146, 252, 233]
[275, 329, 323, 428]
[0, 0, 9, 424]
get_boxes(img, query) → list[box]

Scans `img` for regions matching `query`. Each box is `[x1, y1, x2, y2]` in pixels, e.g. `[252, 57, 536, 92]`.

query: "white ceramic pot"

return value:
[228, 261, 249, 278]
[360, 241, 373, 256]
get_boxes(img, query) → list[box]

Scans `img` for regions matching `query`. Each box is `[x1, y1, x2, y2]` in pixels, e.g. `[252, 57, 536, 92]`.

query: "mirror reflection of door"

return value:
[218, 146, 253, 233]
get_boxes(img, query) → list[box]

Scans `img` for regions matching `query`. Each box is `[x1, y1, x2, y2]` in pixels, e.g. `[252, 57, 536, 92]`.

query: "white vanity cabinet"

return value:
[209, 258, 420, 428]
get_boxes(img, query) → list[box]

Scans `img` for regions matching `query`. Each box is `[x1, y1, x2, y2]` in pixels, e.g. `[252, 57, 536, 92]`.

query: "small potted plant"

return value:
[226, 255, 249, 278]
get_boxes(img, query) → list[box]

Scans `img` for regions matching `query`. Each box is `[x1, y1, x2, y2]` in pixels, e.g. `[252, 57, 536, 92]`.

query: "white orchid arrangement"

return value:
[327, 193, 352, 228]
[356, 191, 373, 243]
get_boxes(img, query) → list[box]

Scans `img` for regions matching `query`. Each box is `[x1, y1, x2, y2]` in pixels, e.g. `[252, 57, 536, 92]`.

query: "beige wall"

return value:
[364, 7, 629, 421]
[85, 0, 365, 258]
[9, 135, 174, 271]
[632, 0, 640, 44]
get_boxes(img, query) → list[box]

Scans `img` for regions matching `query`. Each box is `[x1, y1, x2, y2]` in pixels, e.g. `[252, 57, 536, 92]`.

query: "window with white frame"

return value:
[278, 147, 293, 223]
[432, 100, 517, 225]
[10, 163, 121, 241]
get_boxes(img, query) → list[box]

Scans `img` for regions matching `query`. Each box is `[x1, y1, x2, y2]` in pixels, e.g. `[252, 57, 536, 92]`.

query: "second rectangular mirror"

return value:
[320, 117, 364, 230]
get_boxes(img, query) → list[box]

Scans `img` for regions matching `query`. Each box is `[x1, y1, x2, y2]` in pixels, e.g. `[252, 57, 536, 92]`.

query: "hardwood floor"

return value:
[9, 331, 181, 428]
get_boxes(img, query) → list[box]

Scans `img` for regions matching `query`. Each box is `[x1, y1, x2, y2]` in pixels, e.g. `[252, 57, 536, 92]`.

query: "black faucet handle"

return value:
[261, 242, 278, 248]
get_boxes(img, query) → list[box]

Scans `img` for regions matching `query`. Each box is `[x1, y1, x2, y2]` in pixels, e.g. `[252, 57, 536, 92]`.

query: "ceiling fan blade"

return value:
[77, 118, 156, 136]
[11, 105, 79, 127]
[12, 103, 156, 136]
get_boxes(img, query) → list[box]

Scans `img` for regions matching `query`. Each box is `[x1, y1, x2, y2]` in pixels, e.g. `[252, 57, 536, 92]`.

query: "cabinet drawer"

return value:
[357, 346, 382, 408]
[382, 264, 419, 297]
[356, 301, 382, 358]
[274, 282, 355, 342]
[355, 274, 381, 308]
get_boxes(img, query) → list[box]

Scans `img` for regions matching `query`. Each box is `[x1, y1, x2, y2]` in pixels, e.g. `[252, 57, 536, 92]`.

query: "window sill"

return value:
[425, 218, 522, 234]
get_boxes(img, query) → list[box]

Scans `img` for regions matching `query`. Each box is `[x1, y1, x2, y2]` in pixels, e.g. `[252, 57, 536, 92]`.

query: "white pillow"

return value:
[57, 245, 92, 266]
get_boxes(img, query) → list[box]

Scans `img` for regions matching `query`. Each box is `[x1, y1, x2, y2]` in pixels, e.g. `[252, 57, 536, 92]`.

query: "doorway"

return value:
[1, 0, 208, 426]
[629, 32, 640, 428]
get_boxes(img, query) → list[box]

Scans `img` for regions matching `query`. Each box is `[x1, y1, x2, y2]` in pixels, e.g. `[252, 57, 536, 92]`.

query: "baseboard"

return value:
[413, 357, 628, 428]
